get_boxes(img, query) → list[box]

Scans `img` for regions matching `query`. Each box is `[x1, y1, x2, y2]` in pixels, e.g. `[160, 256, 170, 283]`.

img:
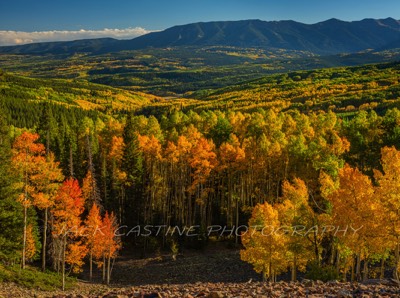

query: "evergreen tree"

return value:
[0, 113, 23, 264]
[122, 113, 143, 224]
[37, 103, 58, 156]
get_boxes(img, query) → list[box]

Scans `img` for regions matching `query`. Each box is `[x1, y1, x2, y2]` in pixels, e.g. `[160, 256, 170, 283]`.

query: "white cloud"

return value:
[0, 27, 153, 46]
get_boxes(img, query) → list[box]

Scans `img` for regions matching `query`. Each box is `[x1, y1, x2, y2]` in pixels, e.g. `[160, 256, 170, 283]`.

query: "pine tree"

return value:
[122, 113, 143, 224]
[0, 113, 22, 264]
[37, 103, 58, 156]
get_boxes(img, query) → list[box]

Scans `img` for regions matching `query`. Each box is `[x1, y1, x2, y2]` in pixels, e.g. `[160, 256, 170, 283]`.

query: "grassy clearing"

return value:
[0, 264, 76, 291]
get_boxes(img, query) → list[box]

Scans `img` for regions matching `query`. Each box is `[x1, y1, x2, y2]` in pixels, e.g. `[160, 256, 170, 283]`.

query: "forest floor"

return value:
[1, 244, 400, 297]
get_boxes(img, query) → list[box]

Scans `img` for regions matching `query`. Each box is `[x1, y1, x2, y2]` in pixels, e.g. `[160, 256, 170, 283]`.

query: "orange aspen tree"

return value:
[82, 170, 101, 210]
[51, 178, 87, 290]
[93, 211, 121, 284]
[102, 212, 121, 285]
[85, 203, 102, 281]
[12, 132, 45, 269]
[189, 137, 217, 227]
[25, 223, 37, 262]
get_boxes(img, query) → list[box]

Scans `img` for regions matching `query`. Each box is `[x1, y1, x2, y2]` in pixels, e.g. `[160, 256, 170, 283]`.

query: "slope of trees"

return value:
[2, 62, 400, 285]
[1, 128, 122, 286]
[189, 62, 400, 113]
[242, 149, 400, 282]
[3, 105, 400, 283]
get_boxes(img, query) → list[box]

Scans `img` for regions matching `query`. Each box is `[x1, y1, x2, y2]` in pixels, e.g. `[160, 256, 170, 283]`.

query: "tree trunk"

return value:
[102, 255, 106, 283]
[363, 259, 369, 281]
[42, 207, 48, 271]
[394, 243, 399, 281]
[330, 244, 335, 266]
[313, 229, 319, 265]
[57, 238, 62, 273]
[380, 257, 385, 280]
[62, 237, 66, 291]
[22, 205, 27, 269]
[291, 254, 297, 281]
[235, 193, 239, 245]
[356, 254, 361, 281]
[336, 250, 340, 277]
[262, 270, 266, 281]
[351, 255, 355, 282]
[69, 146, 74, 177]
[89, 252, 93, 281]
[107, 256, 111, 285]
[46, 129, 50, 157]
[22, 158, 28, 269]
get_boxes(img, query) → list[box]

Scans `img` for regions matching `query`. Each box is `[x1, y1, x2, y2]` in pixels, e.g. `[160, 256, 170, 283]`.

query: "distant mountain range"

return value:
[1, 18, 400, 55]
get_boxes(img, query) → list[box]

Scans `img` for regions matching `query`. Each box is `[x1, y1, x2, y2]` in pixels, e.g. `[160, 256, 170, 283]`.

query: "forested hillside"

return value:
[189, 62, 400, 113]
[0, 70, 161, 115]
[2, 61, 400, 287]
[1, 18, 399, 55]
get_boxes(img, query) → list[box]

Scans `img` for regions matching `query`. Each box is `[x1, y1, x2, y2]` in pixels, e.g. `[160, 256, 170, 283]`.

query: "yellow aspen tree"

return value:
[241, 202, 288, 281]
[277, 178, 314, 281]
[374, 146, 400, 280]
[323, 164, 381, 281]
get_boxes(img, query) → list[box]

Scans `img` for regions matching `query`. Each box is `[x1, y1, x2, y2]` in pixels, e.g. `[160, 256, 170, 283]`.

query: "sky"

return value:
[0, 0, 400, 46]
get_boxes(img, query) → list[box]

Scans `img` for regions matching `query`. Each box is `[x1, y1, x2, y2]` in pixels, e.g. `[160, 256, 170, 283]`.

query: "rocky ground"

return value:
[1, 246, 400, 297]
[1, 279, 400, 298]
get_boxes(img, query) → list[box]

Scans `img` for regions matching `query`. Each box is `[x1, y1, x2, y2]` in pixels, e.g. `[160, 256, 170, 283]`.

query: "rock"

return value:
[385, 278, 400, 287]
[143, 293, 162, 298]
[307, 286, 317, 293]
[301, 279, 314, 287]
[337, 289, 352, 298]
[103, 294, 129, 298]
[362, 279, 384, 285]
[207, 291, 224, 298]
[358, 284, 369, 291]
[296, 287, 305, 296]
[326, 280, 340, 285]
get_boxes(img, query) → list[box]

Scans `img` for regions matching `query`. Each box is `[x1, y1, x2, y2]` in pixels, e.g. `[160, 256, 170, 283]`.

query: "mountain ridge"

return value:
[0, 18, 399, 55]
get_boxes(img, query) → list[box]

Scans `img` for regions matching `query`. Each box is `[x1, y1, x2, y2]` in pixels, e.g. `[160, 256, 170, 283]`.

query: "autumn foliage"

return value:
[7, 92, 400, 287]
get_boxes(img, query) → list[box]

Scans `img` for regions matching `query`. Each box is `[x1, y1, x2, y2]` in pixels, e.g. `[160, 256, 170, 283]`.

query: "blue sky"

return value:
[0, 0, 400, 45]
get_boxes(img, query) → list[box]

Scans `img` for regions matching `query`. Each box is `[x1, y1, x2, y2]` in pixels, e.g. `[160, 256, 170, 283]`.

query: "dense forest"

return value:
[2, 61, 400, 286]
